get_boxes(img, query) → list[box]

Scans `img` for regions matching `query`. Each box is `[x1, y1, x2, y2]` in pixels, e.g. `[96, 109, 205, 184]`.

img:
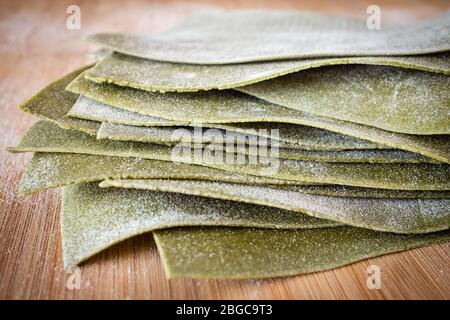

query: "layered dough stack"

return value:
[10, 10, 450, 279]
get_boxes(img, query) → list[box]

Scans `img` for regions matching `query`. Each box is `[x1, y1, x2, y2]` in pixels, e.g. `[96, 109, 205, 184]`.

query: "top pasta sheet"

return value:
[88, 10, 450, 64]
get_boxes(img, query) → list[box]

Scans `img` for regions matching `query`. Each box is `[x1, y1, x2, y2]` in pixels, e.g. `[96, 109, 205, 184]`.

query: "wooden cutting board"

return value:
[0, 0, 449, 299]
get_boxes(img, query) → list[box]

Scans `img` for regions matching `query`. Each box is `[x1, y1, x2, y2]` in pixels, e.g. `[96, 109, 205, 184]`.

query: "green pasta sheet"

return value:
[25, 69, 387, 152]
[237, 64, 450, 135]
[102, 179, 450, 200]
[70, 95, 386, 151]
[61, 183, 338, 268]
[66, 75, 450, 163]
[87, 10, 450, 64]
[17, 153, 313, 195]
[11, 121, 433, 165]
[94, 118, 306, 151]
[97, 122, 263, 149]
[20, 66, 99, 135]
[9, 121, 450, 190]
[85, 51, 450, 92]
[25, 77, 307, 152]
[97, 123, 435, 164]
[18, 152, 450, 199]
[71, 95, 189, 127]
[99, 179, 450, 234]
[153, 226, 450, 279]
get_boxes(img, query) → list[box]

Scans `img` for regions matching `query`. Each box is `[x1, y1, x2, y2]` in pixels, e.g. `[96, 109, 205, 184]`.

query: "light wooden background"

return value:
[0, 0, 449, 299]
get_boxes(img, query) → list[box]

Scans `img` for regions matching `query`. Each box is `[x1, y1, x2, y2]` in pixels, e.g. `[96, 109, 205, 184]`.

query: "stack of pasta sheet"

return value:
[9, 10, 450, 279]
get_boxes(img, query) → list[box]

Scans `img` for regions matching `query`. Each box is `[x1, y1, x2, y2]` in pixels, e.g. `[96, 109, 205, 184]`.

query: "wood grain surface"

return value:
[0, 0, 449, 300]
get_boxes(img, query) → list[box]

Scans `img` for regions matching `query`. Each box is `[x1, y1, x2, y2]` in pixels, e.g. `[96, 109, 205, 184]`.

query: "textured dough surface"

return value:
[97, 123, 435, 164]
[17, 153, 317, 194]
[17, 151, 450, 199]
[20, 66, 99, 135]
[71, 95, 189, 127]
[10, 121, 450, 190]
[154, 226, 450, 279]
[15, 151, 450, 199]
[97, 121, 311, 152]
[12, 121, 435, 165]
[23, 75, 340, 152]
[99, 179, 450, 234]
[238, 65, 450, 134]
[66, 75, 450, 163]
[25, 69, 388, 152]
[102, 179, 450, 200]
[87, 10, 450, 64]
[85, 51, 450, 92]
[61, 183, 338, 268]
[70, 95, 386, 150]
